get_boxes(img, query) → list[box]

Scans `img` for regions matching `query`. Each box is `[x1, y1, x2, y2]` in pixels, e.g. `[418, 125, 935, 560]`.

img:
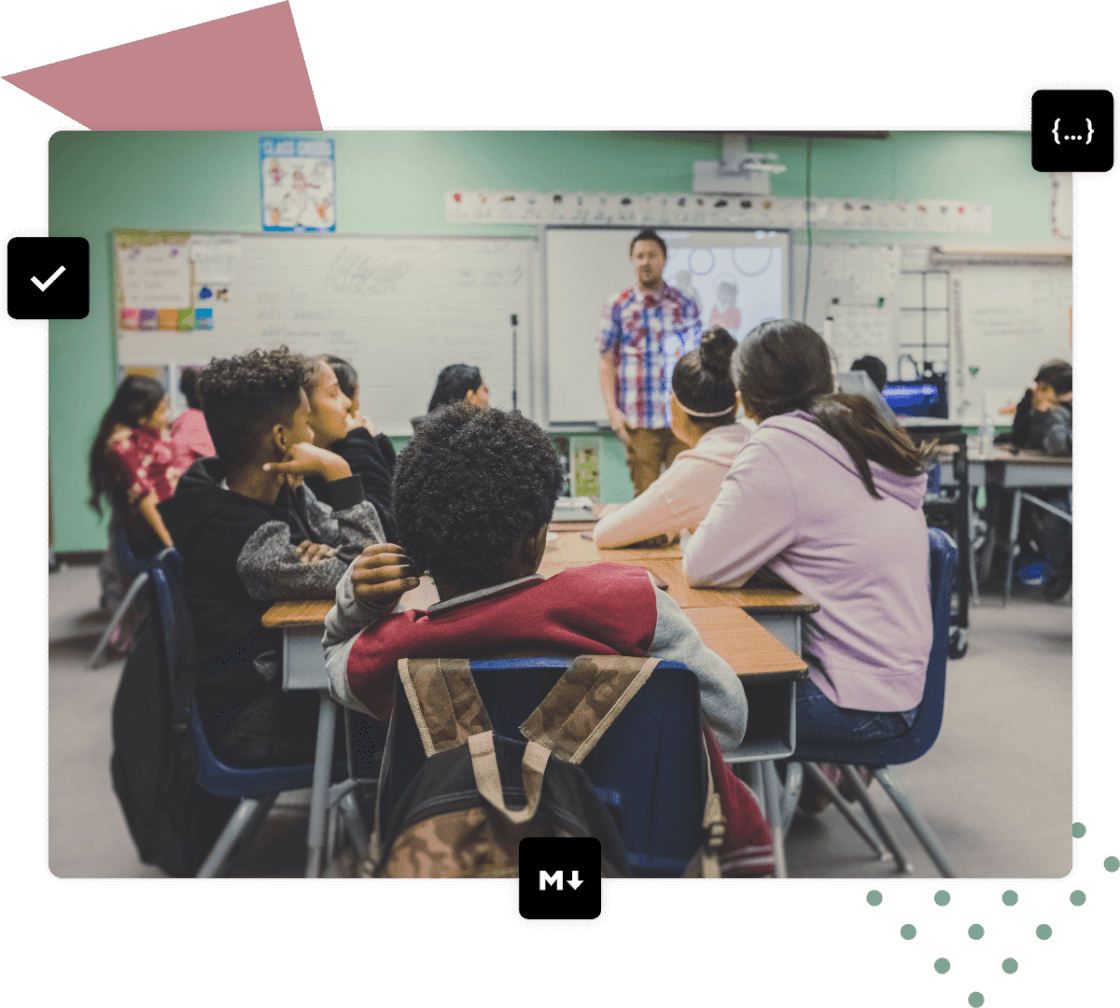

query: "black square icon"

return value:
[518, 837, 601, 919]
[1032, 90, 1113, 172]
[7, 237, 90, 320]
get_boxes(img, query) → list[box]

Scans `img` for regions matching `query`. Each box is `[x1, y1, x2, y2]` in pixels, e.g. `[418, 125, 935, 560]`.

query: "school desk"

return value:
[262, 570, 809, 878]
[938, 447, 1072, 605]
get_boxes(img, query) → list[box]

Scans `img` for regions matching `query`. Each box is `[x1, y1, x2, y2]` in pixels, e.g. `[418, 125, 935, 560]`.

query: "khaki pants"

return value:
[624, 426, 688, 497]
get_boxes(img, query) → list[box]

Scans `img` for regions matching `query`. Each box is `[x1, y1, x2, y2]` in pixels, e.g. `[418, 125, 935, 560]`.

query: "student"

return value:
[428, 363, 489, 412]
[304, 355, 399, 542]
[684, 320, 933, 746]
[593, 327, 754, 549]
[322, 404, 769, 874]
[1003, 359, 1072, 599]
[850, 354, 888, 393]
[170, 367, 216, 463]
[1007, 359, 1072, 457]
[159, 348, 384, 766]
[89, 374, 182, 552]
[89, 374, 185, 652]
[412, 364, 489, 432]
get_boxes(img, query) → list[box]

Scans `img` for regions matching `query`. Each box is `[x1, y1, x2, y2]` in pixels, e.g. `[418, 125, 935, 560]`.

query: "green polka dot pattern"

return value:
[1036, 924, 1052, 940]
[968, 993, 985, 1007]
[1105, 856, 1118, 873]
[968, 924, 985, 940]
[866, 890, 882, 906]
[934, 890, 951, 906]
[934, 958, 951, 974]
[1001, 890, 1018, 906]
[1002, 958, 1018, 974]
[900, 924, 916, 940]
[1072, 822, 1086, 838]
[1070, 890, 1086, 906]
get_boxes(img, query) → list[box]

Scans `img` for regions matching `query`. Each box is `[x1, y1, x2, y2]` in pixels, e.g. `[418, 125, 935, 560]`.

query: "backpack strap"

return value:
[681, 745, 725, 879]
[519, 655, 661, 765]
[397, 658, 492, 757]
[467, 732, 551, 825]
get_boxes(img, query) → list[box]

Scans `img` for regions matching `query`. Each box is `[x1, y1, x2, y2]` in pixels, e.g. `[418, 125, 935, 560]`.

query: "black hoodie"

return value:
[159, 457, 383, 764]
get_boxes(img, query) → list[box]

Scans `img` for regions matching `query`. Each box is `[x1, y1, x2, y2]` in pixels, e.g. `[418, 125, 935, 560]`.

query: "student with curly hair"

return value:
[159, 347, 385, 766]
[321, 404, 772, 874]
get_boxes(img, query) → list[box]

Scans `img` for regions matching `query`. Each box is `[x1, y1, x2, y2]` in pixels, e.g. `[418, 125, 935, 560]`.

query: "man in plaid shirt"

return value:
[598, 229, 702, 496]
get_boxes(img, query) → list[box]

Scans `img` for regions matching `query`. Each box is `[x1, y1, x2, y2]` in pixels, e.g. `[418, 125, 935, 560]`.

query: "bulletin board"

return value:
[112, 231, 535, 435]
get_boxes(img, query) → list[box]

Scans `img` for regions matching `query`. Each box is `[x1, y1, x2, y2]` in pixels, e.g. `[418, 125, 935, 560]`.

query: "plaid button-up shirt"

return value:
[598, 282, 701, 429]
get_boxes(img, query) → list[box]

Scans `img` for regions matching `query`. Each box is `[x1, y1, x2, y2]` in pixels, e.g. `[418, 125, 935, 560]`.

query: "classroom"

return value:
[48, 130, 1073, 879]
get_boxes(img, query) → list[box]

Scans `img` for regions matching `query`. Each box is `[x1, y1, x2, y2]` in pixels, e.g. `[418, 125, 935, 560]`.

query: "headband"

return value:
[675, 397, 738, 418]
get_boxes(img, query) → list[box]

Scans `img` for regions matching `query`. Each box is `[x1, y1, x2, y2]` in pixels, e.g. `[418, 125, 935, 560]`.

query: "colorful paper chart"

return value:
[260, 136, 336, 233]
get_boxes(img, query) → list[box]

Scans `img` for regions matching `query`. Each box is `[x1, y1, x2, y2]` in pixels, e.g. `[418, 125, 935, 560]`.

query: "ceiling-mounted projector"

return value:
[693, 133, 786, 196]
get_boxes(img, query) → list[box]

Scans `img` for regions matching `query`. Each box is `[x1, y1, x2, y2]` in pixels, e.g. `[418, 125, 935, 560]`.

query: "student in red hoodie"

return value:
[322, 404, 772, 876]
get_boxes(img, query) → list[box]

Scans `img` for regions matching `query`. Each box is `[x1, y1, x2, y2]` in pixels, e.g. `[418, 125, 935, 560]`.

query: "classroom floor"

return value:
[48, 564, 1072, 879]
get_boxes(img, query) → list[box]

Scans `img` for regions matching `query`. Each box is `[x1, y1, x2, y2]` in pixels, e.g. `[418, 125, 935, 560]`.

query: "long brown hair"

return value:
[735, 319, 930, 498]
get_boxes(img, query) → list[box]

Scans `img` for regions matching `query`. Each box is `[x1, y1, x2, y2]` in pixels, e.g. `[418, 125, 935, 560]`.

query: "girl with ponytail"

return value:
[594, 327, 755, 548]
[684, 319, 935, 745]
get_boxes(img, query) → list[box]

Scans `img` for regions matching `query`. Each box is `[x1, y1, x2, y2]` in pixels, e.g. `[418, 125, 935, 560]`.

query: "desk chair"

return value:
[787, 527, 959, 877]
[376, 659, 709, 878]
[87, 514, 165, 669]
[145, 555, 370, 877]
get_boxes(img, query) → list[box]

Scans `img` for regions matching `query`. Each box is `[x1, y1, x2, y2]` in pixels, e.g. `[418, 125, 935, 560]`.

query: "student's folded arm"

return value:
[301, 478, 385, 559]
[682, 442, 796, 587]
[321, 561, 386, 716]
[646, 579, 747, 751]
[235, 520, 353, 601]
[593, 479, 679, 548]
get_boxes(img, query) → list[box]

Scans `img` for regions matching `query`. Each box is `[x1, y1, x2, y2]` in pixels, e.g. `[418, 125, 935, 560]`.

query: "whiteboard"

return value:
[116, 233, 534, 435]
[545, 227, 789, 424]
[948, 266, 1072, 424]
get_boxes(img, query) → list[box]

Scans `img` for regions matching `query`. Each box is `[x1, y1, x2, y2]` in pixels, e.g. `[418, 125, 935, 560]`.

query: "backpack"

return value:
[360, 655, 727, 879]
[110, 572, 238, 878]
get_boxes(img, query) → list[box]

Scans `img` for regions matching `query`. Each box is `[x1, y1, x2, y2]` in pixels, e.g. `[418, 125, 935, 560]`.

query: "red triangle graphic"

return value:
[3, 3, 321, 130]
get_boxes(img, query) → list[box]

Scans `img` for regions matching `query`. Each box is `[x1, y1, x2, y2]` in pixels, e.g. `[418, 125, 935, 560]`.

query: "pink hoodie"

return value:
[683, 410, 931, 712]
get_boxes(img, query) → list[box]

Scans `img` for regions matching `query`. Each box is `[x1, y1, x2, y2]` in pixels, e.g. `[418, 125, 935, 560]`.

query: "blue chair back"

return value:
[792, 526, 957, 767]
[146, 553, 316, 800]
[378, 659, 708, 878]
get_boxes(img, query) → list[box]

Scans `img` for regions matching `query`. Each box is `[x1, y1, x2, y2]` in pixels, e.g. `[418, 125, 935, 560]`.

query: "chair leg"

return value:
[838, 764, 912, 873]
[1003, 489, 1023, 607]
[197, 793, 277, 878]
[780, 761, 803, 834]
[305, 691, 338, 878]
[761, 760, 788, 878]
[339, 790, 369, 857]
[802, 762, 888, 859]
[873, 767, 958, 878]
[87, 571, 149, 669]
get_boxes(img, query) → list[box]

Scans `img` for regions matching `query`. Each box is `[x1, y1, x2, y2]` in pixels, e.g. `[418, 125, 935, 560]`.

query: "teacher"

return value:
[598, 228, 702, 496]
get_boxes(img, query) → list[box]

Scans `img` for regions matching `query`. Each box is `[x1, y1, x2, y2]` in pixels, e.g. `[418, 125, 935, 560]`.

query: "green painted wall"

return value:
[50, 131, 1048, 550]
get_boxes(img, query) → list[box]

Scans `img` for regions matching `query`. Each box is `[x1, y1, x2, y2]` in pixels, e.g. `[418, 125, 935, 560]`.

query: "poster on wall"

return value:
[260, 136, 336, 232]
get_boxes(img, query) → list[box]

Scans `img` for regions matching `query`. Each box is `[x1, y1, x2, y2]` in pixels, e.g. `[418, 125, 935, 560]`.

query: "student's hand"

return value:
[265, 441, 352, 482]
[1031, 384, 1057, 412]
[351, 543, 421, 609]
[345, 410, 377, 435]
[296, 540, 338, 565]
[608, 408, 632, 447]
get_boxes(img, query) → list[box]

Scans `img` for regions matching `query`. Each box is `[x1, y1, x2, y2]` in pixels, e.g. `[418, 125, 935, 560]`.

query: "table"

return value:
[265, 534, 815, 878]
[937, 447, 1072, 605]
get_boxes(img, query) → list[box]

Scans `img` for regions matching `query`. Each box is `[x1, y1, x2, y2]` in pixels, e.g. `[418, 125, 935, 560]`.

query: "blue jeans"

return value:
[796, 675, 917, 745]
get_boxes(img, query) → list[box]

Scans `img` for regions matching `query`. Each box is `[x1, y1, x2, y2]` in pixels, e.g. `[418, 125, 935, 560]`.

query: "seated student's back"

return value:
[594, 327, 752, 548]
[159, 347, 384, 766]
[685, 320, 932, 743]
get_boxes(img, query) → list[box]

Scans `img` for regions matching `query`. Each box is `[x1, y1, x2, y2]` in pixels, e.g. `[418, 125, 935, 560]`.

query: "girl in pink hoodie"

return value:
[684, 320, 933, 743]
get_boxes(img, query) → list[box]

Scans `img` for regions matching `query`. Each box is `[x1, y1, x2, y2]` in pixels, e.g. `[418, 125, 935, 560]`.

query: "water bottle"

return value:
[978, 411, 994, 456]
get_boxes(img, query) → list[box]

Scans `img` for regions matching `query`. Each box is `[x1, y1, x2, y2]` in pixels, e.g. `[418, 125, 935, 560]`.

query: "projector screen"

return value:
[544, 226, 790, 424]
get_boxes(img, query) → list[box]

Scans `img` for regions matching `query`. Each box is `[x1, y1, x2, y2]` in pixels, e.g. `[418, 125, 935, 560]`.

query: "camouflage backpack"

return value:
[360, 655, 726, 879]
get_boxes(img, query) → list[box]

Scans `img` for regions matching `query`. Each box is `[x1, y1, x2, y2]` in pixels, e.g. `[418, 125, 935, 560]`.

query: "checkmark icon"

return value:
[31, 265, 66, 292]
